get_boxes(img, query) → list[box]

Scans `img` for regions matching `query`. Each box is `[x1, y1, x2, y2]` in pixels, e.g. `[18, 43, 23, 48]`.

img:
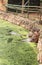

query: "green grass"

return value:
[0, 19, 38, 65]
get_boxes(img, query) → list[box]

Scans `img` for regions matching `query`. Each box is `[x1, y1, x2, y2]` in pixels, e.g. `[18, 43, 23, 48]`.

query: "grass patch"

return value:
[0, 19, 38, 65]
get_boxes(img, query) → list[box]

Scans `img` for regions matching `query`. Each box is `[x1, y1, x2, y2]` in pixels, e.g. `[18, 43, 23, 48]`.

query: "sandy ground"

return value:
[18, 13, 42, 21]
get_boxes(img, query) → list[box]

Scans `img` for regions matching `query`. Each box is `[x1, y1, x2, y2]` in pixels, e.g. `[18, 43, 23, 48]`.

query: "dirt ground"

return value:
[18, 13, 42, 21]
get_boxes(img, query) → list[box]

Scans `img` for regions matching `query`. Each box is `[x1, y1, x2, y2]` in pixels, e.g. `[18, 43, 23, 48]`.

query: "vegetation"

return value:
[0, 19, 38, 65]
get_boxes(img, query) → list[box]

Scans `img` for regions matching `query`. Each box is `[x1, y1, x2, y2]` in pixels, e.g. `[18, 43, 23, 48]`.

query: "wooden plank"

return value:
[28, 11, 39, 13]
[22, 0, 24, 13]
[5, 4, 42, 9]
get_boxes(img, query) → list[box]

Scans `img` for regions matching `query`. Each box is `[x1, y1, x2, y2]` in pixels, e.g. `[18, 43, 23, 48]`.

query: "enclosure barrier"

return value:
[5, 4, 42, 20]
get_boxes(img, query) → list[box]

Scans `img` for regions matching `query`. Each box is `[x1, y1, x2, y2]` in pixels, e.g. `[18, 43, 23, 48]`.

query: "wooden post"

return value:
[22, 0, 24, 13]
[28, 0, 30, 18]
[3, 0, 8, 11]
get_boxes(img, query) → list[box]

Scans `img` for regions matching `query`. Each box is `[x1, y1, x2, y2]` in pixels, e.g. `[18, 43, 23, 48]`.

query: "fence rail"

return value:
[5, 4, 42, 12]
[5, 4, 42, 20]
